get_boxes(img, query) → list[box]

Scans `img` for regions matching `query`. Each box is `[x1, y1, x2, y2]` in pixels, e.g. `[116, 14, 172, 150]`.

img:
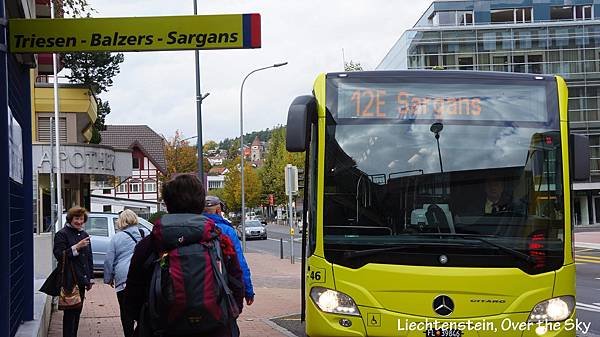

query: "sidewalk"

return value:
[574, 230, 600, 249]
[47, 252, 301, 337]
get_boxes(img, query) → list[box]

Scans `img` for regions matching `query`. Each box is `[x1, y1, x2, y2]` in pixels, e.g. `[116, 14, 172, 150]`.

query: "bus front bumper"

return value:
[306, 302, 577, 337]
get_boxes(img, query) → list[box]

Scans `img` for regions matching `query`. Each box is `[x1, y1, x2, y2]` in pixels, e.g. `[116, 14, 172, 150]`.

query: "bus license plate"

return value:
[424, 329, 462, 337]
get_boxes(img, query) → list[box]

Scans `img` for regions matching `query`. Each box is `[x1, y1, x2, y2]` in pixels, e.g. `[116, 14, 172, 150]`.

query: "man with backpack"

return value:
[124, 174, 244, 337]
[204, 196, 255, 306]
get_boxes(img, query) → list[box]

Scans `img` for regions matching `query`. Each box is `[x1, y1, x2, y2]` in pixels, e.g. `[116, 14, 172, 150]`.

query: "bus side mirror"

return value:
[286, 95, 316, 152]
[570, 133, 590, 181]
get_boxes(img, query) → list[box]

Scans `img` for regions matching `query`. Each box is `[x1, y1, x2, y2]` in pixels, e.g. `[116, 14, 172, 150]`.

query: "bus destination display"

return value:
[336, 82, 547, 122]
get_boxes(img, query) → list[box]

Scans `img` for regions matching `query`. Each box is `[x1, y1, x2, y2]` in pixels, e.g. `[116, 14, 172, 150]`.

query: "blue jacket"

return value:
[204, 213, 255, 299]
[103, 225, 150, 292]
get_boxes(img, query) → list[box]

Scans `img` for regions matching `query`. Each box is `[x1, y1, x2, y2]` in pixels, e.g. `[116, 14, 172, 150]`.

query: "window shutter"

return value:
[37, 117, 67, 143]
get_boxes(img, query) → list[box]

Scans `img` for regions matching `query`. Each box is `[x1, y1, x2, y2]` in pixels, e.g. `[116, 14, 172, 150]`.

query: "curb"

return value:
[264, 314, 301, 337]
[575, 242, 600, 250]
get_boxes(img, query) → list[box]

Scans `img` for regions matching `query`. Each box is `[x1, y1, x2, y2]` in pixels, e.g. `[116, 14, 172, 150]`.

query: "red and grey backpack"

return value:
[146, 214, 240, 335]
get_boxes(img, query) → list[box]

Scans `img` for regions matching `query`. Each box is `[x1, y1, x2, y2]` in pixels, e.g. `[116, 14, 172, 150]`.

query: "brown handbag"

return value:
[58, 251, 83, 310]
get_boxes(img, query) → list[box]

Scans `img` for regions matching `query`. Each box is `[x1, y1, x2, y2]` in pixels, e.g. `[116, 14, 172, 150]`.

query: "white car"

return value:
[56, 213, 153, 270]
[242, 219, 267, 240]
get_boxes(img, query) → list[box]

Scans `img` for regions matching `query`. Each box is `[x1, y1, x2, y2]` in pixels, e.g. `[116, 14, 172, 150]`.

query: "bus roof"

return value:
[326, 70, 556, 82]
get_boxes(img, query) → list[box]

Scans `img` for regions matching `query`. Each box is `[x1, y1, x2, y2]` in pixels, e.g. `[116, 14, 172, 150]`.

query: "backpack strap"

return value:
[139, 227, 146, 238]
[123, 230, 138, 244]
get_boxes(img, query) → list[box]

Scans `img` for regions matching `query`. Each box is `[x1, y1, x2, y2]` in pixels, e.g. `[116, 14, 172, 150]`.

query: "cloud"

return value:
[92, 0, 431, 142]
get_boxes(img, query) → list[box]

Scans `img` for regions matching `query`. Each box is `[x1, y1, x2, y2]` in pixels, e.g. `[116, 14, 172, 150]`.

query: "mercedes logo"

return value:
[439, 255, 448, 264]
[433, 295, 454, 316]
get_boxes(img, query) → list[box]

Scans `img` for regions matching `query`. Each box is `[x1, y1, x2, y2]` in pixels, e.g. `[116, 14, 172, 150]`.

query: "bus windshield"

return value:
[323, 73, 564, 274]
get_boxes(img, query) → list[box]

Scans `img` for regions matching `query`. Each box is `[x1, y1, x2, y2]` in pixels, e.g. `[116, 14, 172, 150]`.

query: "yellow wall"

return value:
[33, 85, 98, 142]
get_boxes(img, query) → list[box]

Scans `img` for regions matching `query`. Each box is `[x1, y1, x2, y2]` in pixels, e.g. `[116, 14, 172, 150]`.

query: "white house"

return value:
[90, 125, 167, 217]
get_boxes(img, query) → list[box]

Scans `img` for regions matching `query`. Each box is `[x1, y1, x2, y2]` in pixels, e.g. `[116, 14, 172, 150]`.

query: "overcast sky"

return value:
[86, 0, 431, 143]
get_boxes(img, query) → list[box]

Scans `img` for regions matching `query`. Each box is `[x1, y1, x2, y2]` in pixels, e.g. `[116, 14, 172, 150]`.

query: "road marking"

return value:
[577, 302, 600, 313]
[575, 259, 600, 264]
[575, 248, 595, 253]
[577, 255, 600, 260]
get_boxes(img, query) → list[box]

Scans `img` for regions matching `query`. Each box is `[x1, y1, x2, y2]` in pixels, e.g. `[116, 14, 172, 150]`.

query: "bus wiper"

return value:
[415, 233, 536, 264]
[343, 242, 465, 259]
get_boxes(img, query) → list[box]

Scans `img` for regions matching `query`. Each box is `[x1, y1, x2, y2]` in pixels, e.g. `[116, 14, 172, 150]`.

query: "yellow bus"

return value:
[286, 71, 590, 337]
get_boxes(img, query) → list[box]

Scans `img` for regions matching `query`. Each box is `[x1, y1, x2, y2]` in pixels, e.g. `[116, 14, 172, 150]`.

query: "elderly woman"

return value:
[53, 206, 94, 337]
[103, 210, 149, 337]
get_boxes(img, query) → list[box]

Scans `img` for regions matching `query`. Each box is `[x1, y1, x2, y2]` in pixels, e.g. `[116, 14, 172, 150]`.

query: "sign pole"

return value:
[50, 0, 63, 229]
[193, 0, 204, 185]
[286, 164, 295, 264]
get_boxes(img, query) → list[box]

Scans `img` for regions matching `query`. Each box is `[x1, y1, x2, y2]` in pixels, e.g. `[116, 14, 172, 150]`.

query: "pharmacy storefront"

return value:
[32, 143, 131, 232]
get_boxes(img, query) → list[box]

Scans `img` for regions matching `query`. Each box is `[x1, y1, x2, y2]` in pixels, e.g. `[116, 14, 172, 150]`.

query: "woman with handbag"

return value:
[103, 210, 149, 337]
[53, 206, 94, 337]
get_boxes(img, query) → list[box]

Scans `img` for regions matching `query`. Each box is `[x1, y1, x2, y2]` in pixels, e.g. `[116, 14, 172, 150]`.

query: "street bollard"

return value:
[280, 238, 284, 259]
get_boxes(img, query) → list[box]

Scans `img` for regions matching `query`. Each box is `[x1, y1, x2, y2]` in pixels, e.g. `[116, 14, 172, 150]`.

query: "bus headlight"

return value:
[528, 296, 575, 322]
[310, 287, 360, 316]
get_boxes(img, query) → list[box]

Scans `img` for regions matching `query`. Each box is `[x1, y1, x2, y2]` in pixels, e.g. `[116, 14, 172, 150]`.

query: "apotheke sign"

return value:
[33, 144, 131, 176]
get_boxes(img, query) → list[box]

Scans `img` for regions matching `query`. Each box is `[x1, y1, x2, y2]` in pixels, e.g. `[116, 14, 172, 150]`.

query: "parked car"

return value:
[57, 212, 153, 270]
[241, 219, 267, 240]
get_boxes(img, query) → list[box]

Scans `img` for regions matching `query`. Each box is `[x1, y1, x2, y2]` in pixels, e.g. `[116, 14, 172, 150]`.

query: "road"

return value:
[575, 247, 600, 337]
[247, 224, 600, 336]
[245, 222, 303, 262]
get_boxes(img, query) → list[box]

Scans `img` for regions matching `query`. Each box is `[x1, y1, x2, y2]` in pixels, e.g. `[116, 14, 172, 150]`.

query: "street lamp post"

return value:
[240, 62, 288, 252]
[193, 0, 208, 185]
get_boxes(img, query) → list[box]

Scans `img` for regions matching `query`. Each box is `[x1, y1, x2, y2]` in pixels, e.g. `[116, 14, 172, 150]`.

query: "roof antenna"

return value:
[342, 48, 347, 70]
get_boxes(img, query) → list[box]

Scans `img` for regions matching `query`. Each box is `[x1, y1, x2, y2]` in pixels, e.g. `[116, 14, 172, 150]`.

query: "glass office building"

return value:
[378, 0, 600, 225]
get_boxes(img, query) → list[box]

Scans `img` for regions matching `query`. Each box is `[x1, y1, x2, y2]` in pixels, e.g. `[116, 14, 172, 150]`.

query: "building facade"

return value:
[91, 125, 167, 217]
[31, 82, 131, 232]
[379, 0, 600, 226]
[207, 166, 229, 190]
[1, 1, 36, 335]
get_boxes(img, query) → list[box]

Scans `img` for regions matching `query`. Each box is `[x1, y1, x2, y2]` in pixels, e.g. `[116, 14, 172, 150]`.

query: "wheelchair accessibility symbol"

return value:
[367, 313, 381, 327]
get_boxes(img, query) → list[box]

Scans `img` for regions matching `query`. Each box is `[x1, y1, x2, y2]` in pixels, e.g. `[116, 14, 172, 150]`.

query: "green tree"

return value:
[221, 158, 263, 212]
[203, 140, 218, 153]
[62, 49, 124, 143]
[53, 0, 94, 18]
[260, 127, 304, 207]
[163, 131, 201, 182]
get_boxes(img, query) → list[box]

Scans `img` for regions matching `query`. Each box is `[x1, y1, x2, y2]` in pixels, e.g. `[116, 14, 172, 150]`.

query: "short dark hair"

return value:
[66, 206, 88, 224]
[162, 174, 206, 214]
